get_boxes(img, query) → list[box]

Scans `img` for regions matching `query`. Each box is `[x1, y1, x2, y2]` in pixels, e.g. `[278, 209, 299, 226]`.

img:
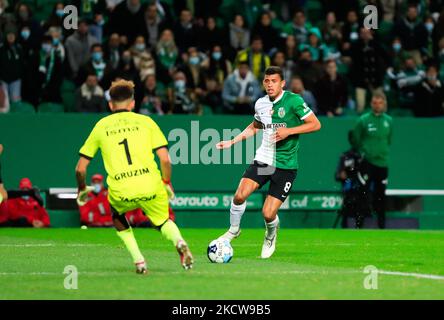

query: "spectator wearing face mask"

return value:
[65, 20, 99, 79]
[177, 46, 207, 93]
[130, 35, 155, 81]
[414, 64, 444, 117]
[15, 3, 43, 43]
[38, 35, 64, 104]
[43, 2, 67, 33]
[19, 24, 40, 107]
[168, 70, 198, 114]
[155, 29, 178, 84]
[47, 26, 65, 62]
[139, 74, 167, 115]
[77, 44, 113, 88]
[206, 45, 232, 86]
[5, 178, 50, 228]
[79, 174, 114, 227]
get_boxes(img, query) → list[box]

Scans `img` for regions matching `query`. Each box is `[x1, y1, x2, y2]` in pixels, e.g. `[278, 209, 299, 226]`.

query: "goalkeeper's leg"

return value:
[112, 207, 147, 274]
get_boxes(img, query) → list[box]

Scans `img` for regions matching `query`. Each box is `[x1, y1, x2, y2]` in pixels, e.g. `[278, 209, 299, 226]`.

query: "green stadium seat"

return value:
[62, 91, 76, 113]
[9, 101, 36, 113]
[38, 102, 65, 113]
[61, 79, 76, 93]
[201, 104, 214, 115]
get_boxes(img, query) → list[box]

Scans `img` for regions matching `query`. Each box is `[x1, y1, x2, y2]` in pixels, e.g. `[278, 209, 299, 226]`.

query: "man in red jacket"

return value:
[7, 178, 50, 228]
[79, 174, 114, 227]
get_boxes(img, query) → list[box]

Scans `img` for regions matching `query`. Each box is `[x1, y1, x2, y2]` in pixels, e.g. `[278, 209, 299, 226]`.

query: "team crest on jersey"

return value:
[278, 107, 285, 118]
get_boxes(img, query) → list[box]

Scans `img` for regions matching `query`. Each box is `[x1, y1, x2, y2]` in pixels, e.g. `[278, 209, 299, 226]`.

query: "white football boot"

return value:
[218, 228, 241, 242]
[260, 228, 278, 259]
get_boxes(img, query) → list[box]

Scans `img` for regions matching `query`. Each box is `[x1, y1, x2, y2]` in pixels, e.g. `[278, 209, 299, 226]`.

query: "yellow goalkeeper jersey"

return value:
[79, 110, 168, 199]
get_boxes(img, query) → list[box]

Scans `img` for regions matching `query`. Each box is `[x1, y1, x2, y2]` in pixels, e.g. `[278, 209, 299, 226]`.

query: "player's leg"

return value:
[220, 161, 269, 241]
[261, 168, 297, 258]
[142, 187, 194, 269]
[111, 205, 147, 274]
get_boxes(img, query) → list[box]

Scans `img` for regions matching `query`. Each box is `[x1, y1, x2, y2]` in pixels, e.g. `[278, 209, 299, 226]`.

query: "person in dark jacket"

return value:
[107, 0, 147, 45]
[38, 35, 64, 104]
[314, 59, 348, 116]
[75, 73, 107, 113]
[0, 28, 24, 104]
[414, 64, 444, 117]
[335, 130, 369, 229]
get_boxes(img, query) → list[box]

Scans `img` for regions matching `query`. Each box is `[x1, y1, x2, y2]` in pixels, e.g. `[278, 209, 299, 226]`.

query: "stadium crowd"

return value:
[0, 0, 443, 117]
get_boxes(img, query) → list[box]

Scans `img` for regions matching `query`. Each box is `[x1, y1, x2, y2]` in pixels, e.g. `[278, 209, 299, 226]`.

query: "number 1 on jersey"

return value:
[118, 138, 133, 165]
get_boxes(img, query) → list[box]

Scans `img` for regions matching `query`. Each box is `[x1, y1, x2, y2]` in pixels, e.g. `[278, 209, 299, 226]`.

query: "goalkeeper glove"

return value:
[76, 186, 94, 206]
[162, 179, 175, 200]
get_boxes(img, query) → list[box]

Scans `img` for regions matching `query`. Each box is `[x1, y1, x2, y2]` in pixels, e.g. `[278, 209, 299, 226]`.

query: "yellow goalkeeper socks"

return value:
[160, 220, 183, 246]
[116, 228, 144, 264]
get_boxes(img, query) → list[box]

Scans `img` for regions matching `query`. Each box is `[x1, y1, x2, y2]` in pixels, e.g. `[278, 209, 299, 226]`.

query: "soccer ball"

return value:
[207, 239, 233, 263]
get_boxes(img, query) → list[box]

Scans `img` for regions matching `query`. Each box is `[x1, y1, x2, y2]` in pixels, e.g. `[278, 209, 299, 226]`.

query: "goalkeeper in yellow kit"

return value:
[75, 80, 193, 274]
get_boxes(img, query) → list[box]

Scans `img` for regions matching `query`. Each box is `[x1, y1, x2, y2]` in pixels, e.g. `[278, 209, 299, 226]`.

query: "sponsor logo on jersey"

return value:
[263, 122, 287, 129]
[278, 107, 285, 118]
[302, 103, 310, 113]
[119, 194, 157, 202]
[114, 167, 150, 181]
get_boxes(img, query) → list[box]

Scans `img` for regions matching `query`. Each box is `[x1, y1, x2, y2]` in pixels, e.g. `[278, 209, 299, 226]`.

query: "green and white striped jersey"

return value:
[254, 90, 312, 170]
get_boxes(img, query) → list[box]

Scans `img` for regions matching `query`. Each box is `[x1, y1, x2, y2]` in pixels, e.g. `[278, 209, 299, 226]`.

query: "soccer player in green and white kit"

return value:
[216, 66, 321, 258]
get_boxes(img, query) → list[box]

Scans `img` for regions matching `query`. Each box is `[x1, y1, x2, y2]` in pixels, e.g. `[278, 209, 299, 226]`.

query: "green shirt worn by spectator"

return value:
[353, 112, 393, 168]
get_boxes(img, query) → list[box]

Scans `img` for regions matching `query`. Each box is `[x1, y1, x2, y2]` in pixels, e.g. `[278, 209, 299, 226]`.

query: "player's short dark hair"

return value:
[109, 79, 135, 102]
[264, 66, 284, 81]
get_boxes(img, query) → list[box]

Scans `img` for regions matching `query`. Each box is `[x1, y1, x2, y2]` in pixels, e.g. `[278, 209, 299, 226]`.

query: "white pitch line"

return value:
[378, 270, 444, 281]
[0, 243, 105, 247]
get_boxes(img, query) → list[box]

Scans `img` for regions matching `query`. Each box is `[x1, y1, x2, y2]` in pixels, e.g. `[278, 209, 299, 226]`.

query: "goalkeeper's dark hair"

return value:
[264, 66, 284, 81]
[109, 79, 135, 102]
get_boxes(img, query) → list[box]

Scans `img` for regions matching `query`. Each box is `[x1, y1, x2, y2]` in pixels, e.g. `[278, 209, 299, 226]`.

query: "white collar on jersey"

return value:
[269, 90, 285, 104]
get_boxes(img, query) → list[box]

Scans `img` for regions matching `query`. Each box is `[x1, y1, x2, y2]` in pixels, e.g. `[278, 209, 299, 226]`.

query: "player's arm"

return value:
[273, 113, 321, 143]
[75, 157, 95, 206]
[155, 147, 175, 199]
[216, 120, 262, 149]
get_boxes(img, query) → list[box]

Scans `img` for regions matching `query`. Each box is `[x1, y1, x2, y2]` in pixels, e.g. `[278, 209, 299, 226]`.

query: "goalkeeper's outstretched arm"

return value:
[75, 157, 93, 205]
[156, 147, 175, 199]
[216, 120, 262, 149]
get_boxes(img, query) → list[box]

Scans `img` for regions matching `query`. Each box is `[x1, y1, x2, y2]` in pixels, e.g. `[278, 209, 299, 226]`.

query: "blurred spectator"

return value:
[89, 13, 106, 44]
[197, 76, 223, 113]
[15, 3, 43, 46]
[77, 44, 113, 88]
[199, 16, 225, 53]
[43, 2, 66, 32]
[0, 28, 23, 104]
[283, 9, 311, 44]
[206, 45, 232, 85]
[320, 12, 342, 51]
[350, 28, 388, 113]
[314, 60, 348, 116]
[65, 20, 99, 79]
[130, 35, 156, 81]
[104, 33, 122, 70]
[19, 24, 40, 107]
[252, 12, 279, 54]
[139, 74, 166, 115]
[380, 0, 402, 22]
[341, 9, 361, 54]
[229, 15, 250, 53]
[394, 4, 428, 65]
[390, 56, 425, 109]
[38, 35, 63, 104]
[271, 51, 292, 84]
[439, 38, 444, 81]
[108, 0, 147, 45]
[47, 26, 65, 62]
[155, 29, 178, 84]
[225, 0, 262, 29]
[235, 36, 270, 80]
[143, 3, 167, 49]
[113, 50, 141, 86]
[0, 144, 6, 206]
[321, 0, 360, 23]
[173, 9, 198, 52]
[168, 70, 198, 114]
[222, 61, 261, 114]
[299, 27, 330, 62]
[177, 46, 207, 91]
[6, 178, 50, 228]
[75, 74, 107, 113]
[413, 64, 444, 117]
[79, 174, 113, 227]
[281, 35, 299, 63]
[292, 48, 323, 92]
[290, 76, 318, 113]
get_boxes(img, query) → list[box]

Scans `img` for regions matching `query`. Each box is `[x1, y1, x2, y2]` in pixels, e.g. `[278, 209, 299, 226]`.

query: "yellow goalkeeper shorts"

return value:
[108, 184, 169, 227]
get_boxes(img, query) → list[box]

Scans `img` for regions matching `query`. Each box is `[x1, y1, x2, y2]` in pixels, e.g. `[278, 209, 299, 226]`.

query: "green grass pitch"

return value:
[0, 228, 443, 299]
